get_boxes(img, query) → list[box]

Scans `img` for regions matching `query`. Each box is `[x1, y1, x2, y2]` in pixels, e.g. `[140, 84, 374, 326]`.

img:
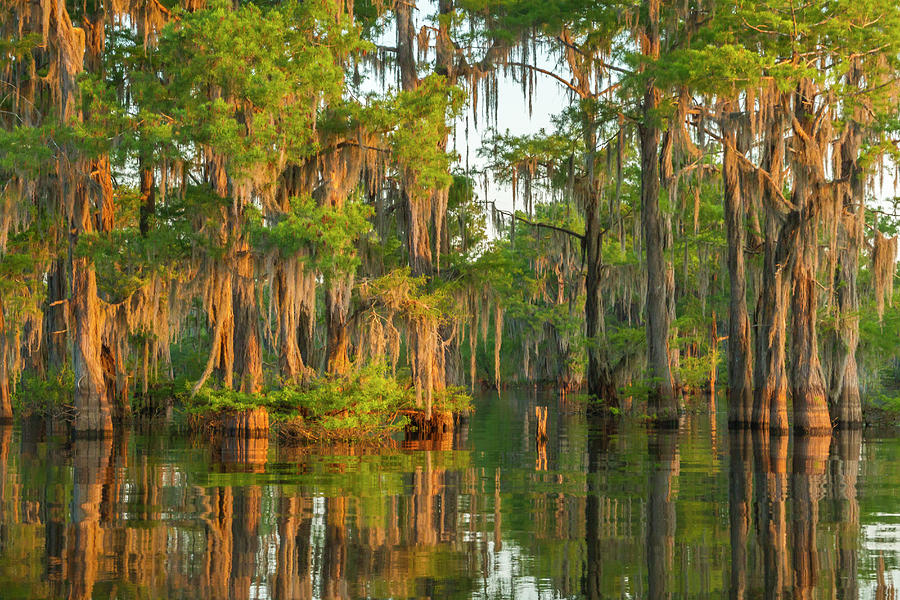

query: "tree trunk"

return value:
[274, 258, 313, 383]
[788, 84, 831, 434]
[274, 166, 316, 382]
[72, 178, 112, 433]
[0, 298, 10, 421]
[396, 0, 432, 278]
[205, 151, 235, 389]
[723, 114, 753, 427]
[138, 166, 155, 237]
[44, 258, 68, 372]
[585, 195, 617, 405]
[232, 235, 262, 394]
[639, 0, 676, 422]
[753, 112, 789, 431]
[827, 66, 864, 427]
[325, 278, 352, 375]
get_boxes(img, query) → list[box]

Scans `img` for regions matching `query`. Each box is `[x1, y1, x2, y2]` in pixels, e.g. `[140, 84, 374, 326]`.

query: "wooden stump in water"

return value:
[403, 411, 455, 450]
[220, 407, 269, 436]
[534, 406, 548, 471]
[217, 408, 269, 471]
[534, 406, 548, 442]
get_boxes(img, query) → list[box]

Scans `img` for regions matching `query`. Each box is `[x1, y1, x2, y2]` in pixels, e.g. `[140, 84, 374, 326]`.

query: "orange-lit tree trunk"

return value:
[753, 109, 789, 431]
[273, 166, 316, 382]
[788, 82, 831, 434]
[827, 65, 864, 427]
[233, 224, 262, 393]
[0, 298, 10, 421]
[40, 0, 113, 433]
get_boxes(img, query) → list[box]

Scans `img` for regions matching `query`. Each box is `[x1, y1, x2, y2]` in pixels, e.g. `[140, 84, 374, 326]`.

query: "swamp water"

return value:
[0, 392, 899, 598]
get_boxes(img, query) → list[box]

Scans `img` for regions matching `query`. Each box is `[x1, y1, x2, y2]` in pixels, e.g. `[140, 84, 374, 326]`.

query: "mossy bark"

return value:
[639, 0, 676, 424]
[826, 66, 864, 428]
[753, 112, 789, 432]
[788, 83, 831, 434]
[723, 114, 753, 427]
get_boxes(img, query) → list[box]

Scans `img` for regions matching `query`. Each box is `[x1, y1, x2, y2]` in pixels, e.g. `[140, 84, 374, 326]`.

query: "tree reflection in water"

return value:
[2, 394, 900, 598]
[647, 428, 678, 600]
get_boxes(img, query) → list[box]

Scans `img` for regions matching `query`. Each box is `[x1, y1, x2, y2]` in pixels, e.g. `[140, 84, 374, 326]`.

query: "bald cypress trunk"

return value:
[723, 114, 753, 426]
[72, 179, 112, 433]
[640, 0, 676, 423]
[206, 153, 235, 390]
[753, 111, 789, 431]
[138, 167, 155, 237]
[788, 83, 831, 434]
[754, 214, 790, 432]
[44, 258, 69, 372]
[827, 67, 864, 427]
[233, 235, 262, 393]
[585, 194, 616, 404]
[396, 0, 433, 278]
[45, 2, 113, 433]
[0, 298, 10, 421]
[325, 279, 352, 375]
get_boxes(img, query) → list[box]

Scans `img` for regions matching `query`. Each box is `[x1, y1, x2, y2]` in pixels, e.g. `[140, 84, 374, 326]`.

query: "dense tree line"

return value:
[3, 0, 900, 433]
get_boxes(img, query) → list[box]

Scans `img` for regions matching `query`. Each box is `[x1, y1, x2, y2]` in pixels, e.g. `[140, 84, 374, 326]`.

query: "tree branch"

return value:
[503, 61, 586, 97]
[488, 201, 585, 240]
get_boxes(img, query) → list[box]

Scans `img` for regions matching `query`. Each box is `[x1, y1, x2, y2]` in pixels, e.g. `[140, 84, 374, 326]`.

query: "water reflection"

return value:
[648, 429, 677, 600]
[753, 430, 790, 599]
[830, 429, 862, 600]
[1, 396, 900, 598]
[792, 433, 831, 599]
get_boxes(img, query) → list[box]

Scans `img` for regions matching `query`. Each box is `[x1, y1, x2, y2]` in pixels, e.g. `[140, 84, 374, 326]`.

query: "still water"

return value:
[0, 392, 899, 599]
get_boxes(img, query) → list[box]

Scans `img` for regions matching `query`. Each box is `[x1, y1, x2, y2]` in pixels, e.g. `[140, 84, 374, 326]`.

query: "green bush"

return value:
[13, 368, 75, 418]
[183, 363, 472, 440]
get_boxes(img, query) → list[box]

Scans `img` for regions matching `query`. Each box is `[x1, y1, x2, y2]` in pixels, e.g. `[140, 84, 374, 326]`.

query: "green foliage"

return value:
[12, 369, 74, 418]
[362, 74, 466, 191]
[250, 194, 373, 278]
[184, 364, 471, 440]
[134, 0, 365, 171]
